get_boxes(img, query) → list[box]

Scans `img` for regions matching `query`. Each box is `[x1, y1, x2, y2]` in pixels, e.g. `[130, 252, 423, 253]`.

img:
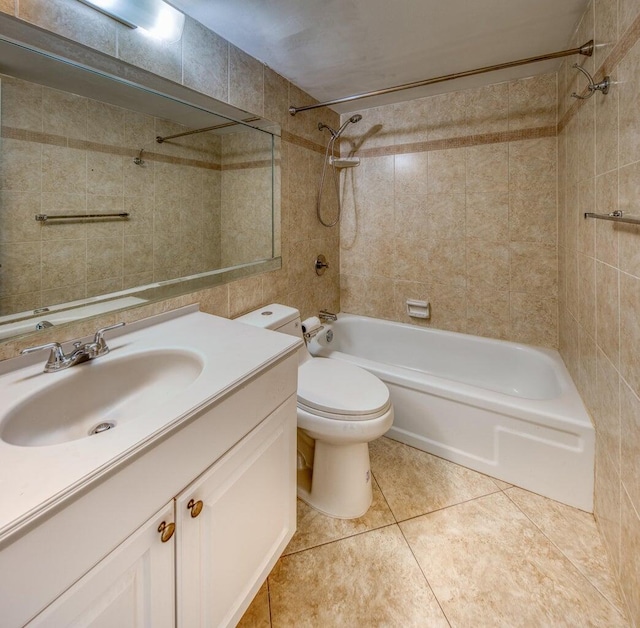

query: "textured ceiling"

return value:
[169, 0, 590, 112]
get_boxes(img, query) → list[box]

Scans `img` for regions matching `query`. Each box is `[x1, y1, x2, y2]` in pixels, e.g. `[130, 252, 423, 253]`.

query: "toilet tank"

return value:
[235, 304, 303, 339]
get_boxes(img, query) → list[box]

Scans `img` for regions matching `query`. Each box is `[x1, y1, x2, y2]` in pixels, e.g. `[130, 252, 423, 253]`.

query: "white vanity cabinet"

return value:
[28, 398, 297, 628]
[0, 309, 301, 628]
[176, 401, 296, 627]
[28, 503, 176, 628]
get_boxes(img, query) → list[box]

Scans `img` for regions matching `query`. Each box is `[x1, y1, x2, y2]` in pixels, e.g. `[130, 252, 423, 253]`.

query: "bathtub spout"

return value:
[319, 310, 337, 323]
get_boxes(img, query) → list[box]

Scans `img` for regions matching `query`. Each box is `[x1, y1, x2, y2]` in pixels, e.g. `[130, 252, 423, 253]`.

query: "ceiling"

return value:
[169, 0, 589, 113]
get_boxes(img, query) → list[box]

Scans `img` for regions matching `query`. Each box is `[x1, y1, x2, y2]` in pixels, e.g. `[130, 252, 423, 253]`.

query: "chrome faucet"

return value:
[319, 310, 337, 322]
[21, 322, 125, 372]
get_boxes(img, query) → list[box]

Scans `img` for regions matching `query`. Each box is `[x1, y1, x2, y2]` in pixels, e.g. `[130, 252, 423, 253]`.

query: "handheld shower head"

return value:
[335, 114, 363, 138]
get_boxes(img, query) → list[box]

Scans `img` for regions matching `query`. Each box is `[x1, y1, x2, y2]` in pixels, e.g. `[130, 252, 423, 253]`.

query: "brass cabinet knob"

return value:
[158, 521, 175, 543]
[187, 498, 203, 518]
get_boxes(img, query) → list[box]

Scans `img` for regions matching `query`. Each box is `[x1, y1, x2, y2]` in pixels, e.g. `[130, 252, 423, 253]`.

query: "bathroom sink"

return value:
[0, 350, 204, 447]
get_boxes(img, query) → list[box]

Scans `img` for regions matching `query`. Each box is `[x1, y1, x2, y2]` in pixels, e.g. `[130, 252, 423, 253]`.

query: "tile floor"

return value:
[238, 437, 629, 627]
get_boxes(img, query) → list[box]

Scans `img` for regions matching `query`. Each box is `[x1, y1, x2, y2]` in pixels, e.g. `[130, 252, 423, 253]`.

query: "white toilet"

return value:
[237, 304, 393, 519]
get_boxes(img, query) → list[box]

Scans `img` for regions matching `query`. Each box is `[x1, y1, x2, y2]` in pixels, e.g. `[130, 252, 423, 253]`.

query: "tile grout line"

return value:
[501, 488, 628, 620]
[396, 521, 453, 627]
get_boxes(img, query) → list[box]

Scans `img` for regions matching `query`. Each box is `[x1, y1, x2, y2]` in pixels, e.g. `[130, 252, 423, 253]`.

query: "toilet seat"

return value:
[297, 358, 391, 421]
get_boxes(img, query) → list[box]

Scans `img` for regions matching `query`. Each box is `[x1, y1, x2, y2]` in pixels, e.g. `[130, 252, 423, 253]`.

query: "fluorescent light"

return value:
[78, 0, 185, 42]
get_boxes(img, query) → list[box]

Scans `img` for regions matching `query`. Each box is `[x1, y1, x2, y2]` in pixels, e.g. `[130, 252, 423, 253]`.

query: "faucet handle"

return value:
[92, 322, 126, 355]
[20, 342, 67, 371]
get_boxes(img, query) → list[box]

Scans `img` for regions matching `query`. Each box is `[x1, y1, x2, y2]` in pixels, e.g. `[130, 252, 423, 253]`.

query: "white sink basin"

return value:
[0, 350, 204, 447]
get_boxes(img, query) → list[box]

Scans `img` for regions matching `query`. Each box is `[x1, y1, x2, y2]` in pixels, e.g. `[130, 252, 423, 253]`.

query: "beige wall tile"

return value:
[595, 348, 621, 472]
[465, 192, 509, 242]
[595, 0, 618, 72]
[0, 190, 41, 243]
[595, 170, 619, 265]
[619, 272, 640, 395]
[618, 38, 640, 168]
[427, 148, 465, 194]
[182, 17, 228, 102]
[0, 139, 42, 191]
[17, 0, 116, 56]
[620, 488, 640, 620]
[509, 73, 557, 131]
[510, 242, 557, 295]
[0, 0, 14, 14]
[264, 67, 290, 129]
[466, 82, 509, 136]
[1, 76, 42, 132]
[229, 44, 264, 116]
[41, 239, 86, 290]
[42, 145, 86, 194]
[466, 240, 509, 291]
[578, 252, 596, 338]
[466, 144, 508, 193]
[596, 261, 620, 365]
[510, 292, 557, 347]
[427, 91, 467, 141]
[466, 286, 510, 339]
[509, 137, 557, 192]
[621, 381, 640, 514]
[394, 152, 428, 195]
[619, 0, 640, 40]
[596, 68, 619, 176]
[117, 24, 182, 84]
[392, 97, 430, 144]
[509, 188, 557, 243]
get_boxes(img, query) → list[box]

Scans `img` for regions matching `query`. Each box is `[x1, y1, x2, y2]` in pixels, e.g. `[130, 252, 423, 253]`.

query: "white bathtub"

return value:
[308, 314, 594, 511]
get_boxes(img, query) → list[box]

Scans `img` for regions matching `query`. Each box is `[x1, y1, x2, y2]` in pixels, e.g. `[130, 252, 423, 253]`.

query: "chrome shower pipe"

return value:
[290, 40, 594, 115]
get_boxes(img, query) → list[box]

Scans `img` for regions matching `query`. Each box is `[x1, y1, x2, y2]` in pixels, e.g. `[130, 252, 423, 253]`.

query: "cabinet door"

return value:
[176, 396, 297, 628]
[28, 503, 175, 628]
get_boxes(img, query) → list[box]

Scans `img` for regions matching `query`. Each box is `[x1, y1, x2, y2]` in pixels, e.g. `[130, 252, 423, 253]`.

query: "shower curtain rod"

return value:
[156, 116, 260, 143]
[288, 40, 594, 115]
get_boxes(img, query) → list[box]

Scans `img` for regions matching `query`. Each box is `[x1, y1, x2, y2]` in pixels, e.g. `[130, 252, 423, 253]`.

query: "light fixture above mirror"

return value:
[77, 0, 185, 42]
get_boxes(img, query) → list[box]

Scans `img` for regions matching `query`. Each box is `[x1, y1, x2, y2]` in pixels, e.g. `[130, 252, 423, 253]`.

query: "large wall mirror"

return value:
[0, 15, 280, 343]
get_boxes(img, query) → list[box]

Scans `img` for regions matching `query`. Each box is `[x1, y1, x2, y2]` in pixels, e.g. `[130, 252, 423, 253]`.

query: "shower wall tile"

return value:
[0, 1, 14, 14]
[559, 1, 640, 619]
[465, 144, 508, 193]
[466, 82, 509, 136]
[0, 76, 42, 132]
[508, 73, 557, 131]
[465, 192, 509, 243]
[427, 91, 467, 141]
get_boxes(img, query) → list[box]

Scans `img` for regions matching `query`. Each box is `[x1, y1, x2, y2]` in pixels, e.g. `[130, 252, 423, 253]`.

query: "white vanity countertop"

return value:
[0, 307, 301, 542]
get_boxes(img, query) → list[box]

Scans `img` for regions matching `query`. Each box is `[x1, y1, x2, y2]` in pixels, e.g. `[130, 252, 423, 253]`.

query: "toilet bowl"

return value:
[237, 304, 393, 519]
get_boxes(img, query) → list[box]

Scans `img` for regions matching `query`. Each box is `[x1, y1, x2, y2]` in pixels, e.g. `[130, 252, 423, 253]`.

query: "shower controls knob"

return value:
[315, 254, 329, 275]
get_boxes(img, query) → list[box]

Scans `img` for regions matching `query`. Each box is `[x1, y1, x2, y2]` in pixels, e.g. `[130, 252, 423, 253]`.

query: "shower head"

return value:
[318, 114, 363, 139]
[335, 114, 362, 138]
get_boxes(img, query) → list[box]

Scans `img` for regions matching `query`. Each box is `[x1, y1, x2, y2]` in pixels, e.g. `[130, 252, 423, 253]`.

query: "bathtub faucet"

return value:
[319, 310, 337, 323]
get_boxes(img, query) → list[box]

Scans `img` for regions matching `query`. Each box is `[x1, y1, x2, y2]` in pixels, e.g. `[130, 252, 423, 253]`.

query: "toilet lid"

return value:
[297, 358, 390, 420]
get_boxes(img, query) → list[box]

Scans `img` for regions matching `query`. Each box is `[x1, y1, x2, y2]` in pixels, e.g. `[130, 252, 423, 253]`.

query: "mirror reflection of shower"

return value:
[316, 114, 362, 227]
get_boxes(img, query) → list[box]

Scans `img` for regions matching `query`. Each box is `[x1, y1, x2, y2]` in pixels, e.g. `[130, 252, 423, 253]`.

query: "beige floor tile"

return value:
[491, 477, 513, 490]
[268, 525, 448, 627]
[400, 492, 628, 626]
[237, 580, 270, 627]
[284, 478, 395, 555]
[370, 437, 500, 520]
[505, 486, 627, 616]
